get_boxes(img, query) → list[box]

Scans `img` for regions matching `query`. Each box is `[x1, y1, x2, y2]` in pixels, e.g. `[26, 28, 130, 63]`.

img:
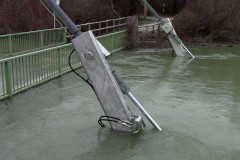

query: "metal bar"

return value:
[0, 31, 127, 101]
[40, 31, 44, 47]
[8, 36, 12, 53]
[127, 92, 162, 131]
[22, 57, 26, 88]
[15, 59, 19, 89]
[19, 58, 23, 89]
[42, 0, 81, 37]
[58, 48, 62, 76]
[181, 43, 195, 58]
[4, 60, 12, 97]
[11, 60, 15, 91]
[1, 63, 6, 96]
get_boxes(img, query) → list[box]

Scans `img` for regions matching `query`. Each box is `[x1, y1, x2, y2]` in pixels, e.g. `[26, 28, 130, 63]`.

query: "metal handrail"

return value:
[0, 28, 67, 55]
[0, 28, 65, 37]
[0, 30, 128, 101]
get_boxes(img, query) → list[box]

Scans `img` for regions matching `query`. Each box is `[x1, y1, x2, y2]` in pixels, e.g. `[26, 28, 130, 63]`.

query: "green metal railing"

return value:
[0, 30, 128, 100]
[97, 30, 128, 53]
[0, 28, 67, 55]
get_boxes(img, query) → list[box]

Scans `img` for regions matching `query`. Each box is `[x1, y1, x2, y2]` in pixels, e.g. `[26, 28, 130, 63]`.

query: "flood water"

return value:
[0, 45, 240, 160]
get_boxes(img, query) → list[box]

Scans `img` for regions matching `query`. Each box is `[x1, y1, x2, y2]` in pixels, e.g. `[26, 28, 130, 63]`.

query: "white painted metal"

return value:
[127, 92, 162, 131]
[55, 0, 60, 5]
[166, 19, 195, 58]
[72, 31, 145, 132]
[54, 0, 60, 28]
[96, 39, 111, 57]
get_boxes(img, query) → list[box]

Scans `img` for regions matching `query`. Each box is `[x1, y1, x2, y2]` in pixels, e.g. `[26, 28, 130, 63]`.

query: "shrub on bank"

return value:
[173, 0, 240, 43]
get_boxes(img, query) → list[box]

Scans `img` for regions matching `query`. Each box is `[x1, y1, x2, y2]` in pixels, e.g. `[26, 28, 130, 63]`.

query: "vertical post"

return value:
[152, 24, 154, 34]
[8, 36, 12, 53]
[88, 23, 90, 31]
[4, 61, 12, 97]
[111, 34, 114, 53]
[63, 28, 67, 43]
[53, 0, 60, 28]
[54, 13, 56, 28]
[98, 22, 101, 35]
[106, 20, 108, 33]
[57, 47, 62, 76]
[79, 25, 81, 32]
[113, 20, 115, 32]
[40, 31, 44, 47]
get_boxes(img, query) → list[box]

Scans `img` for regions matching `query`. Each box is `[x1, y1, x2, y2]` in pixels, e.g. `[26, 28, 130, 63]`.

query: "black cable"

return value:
[98, 119, 119, 127]
[99, 115, 121, 121]
[98, 115, 121, 127]
[68, 49, 94, 90]
[97, 115, 133, 129]
[68, 50, 131, 129]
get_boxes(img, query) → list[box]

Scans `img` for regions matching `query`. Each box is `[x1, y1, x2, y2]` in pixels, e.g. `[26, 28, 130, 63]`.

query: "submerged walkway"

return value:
[0, 47, 240, 160]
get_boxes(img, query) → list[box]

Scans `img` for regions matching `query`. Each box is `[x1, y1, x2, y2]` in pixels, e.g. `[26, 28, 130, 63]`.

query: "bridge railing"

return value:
[65, 17, 131, 39]
[0, 30, 128, 100]
[0, 16, 133, 57]
[138, 22, 161, 34]
[0, 28, 67, 56]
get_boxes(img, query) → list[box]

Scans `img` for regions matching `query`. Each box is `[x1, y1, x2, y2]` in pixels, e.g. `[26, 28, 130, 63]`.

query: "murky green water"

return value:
[0, 45, 240, 160]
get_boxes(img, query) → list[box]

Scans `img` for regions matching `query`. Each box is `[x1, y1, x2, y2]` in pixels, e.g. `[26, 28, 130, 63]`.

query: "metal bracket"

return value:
[160, 21, 173, 34]
[72, 31, 145, 132]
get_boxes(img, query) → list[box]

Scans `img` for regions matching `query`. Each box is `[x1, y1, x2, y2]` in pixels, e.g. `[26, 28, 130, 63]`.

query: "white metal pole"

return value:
[127, 92, 162, 131]
[54, 13, 56, 28]
[54, 0, 60, 28]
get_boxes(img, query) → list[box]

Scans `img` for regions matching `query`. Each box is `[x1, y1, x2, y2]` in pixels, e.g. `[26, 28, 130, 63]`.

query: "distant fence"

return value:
[77, 17, 128, 36]
[138, 22, 160, 34]
[0, 30, 128, 100]
[0, 17, 131, 57]
[0, 28, 67, 56]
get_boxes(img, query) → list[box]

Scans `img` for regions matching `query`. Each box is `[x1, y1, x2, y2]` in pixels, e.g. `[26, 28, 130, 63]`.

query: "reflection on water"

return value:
[0, 45, 240, 160]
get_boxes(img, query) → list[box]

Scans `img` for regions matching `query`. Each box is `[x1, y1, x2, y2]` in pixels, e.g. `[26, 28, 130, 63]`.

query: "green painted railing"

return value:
[0, 28, 67, 55]
[0, 30, 128, 100]
[97, 30, 128, 53]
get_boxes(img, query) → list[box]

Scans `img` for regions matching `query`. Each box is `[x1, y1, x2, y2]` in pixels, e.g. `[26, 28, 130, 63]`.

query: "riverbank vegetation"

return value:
[173, 0, 240, 43]
[0, 0, 239, 43]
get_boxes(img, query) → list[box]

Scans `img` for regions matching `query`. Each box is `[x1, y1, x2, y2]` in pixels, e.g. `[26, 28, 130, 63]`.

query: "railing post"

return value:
[40, 31, 44, 47]
[4, 60, 13, 97]
[113, 20, 115, 32]
[63, 28, 67, 43]
[8, 36, 13, 53]
[152, 24, 154, 34]
[58, 47, 62, 76]
[99, 22, 101, 35]
[79, 25, 81, 32]
[111, 34, 114, 53]
[106, 21, 108, 32]
[88, 24, 91, 31]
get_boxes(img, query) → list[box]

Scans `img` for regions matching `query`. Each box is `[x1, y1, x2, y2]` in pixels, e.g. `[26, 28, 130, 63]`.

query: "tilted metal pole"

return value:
[42, 0, 81, 36]
[127, 92, 162, 131]
[138, 0, 194, 58]
[41, 0, 147, 133]
[112, 70, 162, 131]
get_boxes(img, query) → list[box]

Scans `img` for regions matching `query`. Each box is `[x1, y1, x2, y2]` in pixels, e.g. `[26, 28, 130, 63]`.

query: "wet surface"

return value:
[0, 45, 240, 160]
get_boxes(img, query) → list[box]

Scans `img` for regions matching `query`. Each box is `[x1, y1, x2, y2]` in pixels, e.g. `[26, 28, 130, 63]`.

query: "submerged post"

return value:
[112, 70, 162, 131]
[138, 0, 194, 58]
[41, 0, 147, 133]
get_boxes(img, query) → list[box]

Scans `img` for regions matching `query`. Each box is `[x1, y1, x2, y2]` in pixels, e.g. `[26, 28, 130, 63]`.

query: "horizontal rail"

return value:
[0, 28, 67, 55]
[73, 17, 130, 37]
[0, 30, 128, 101]
[0, 28, 65, 37]
[137, 22, 160, 28]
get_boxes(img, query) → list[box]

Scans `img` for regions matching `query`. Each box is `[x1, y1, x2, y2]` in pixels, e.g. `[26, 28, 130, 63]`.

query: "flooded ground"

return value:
[0, 45, 240, 160]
